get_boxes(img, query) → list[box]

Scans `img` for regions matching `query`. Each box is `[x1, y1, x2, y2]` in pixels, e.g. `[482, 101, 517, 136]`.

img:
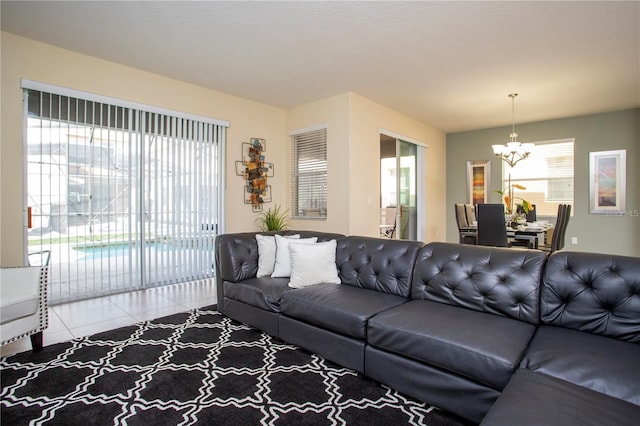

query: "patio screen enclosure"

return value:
[23, 82, 227, 304]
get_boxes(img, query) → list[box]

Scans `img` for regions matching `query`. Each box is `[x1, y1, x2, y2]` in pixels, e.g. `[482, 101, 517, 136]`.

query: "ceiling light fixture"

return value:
[491, 93, 534, 168]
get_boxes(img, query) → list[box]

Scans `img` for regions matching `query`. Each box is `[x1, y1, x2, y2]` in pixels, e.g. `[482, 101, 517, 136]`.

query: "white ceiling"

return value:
[2, 1, 639, 133]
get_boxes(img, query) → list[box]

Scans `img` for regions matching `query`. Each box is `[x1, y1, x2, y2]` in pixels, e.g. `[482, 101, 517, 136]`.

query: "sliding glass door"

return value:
[380, 133, 425, 240]
[24, 85, 226, 303]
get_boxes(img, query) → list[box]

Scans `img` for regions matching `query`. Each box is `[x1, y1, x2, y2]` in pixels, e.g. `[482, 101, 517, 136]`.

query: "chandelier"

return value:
[491, 93, 534, 167]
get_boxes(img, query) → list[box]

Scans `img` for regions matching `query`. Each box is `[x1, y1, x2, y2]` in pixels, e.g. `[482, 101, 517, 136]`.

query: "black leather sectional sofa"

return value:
[215, 231, 640, 425]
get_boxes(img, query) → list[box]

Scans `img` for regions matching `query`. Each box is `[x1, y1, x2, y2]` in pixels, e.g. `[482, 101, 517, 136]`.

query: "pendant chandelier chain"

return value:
[509, 93, 518, 142]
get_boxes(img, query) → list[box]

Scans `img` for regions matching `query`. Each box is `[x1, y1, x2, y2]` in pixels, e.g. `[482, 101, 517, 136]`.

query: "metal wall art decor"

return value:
[235, 138, 275, 212]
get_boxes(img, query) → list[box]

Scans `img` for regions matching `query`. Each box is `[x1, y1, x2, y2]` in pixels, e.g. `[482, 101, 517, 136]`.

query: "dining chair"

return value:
[380, 207, 396, 239]
[380, 219, 396, 239]
[465, 204, 477, 224]
[517, 204, 537, 222]
[476, 204, 508, 247]
[455, 203, 477, 244]
[541, 204, 571, 253]
[553, 204, 571, 252]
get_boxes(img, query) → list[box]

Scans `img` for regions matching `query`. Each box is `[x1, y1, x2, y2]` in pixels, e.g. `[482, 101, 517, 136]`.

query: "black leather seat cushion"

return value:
[481, 369, 640, 426]
[520, 325, 640, 405]
[280, 284, 407, 339]
[223, 277, 291, 312]
[368, 300, 537, 389]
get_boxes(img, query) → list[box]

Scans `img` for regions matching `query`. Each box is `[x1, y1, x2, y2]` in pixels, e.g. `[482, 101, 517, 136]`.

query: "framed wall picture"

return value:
[589, 149, 626, 214]
[466, 160, 491, 204]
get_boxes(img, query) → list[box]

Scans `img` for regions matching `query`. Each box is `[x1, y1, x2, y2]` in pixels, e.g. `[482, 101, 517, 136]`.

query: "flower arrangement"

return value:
[495, 184, 533, 215]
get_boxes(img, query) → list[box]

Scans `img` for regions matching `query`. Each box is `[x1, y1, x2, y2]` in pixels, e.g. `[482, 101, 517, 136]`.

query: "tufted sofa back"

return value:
[541, 251, 640, 343]
[335, 236, 423, 298]
[411, 242, 547, 325]
[215, 231, 345, 283]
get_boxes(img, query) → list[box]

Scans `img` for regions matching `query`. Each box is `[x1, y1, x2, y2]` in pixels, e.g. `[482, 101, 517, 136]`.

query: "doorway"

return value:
[379, 132, 426, 240]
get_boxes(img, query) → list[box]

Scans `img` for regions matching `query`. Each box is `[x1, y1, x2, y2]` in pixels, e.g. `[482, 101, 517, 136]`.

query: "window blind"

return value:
[24, 86, 226, 303]
[290, 126, 327, 219]
[504, 139, 574, 217]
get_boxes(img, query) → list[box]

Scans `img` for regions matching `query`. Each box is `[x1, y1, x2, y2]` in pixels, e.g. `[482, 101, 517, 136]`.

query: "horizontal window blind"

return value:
[290, 126, 327, 219]
[504, 139, 574, 217]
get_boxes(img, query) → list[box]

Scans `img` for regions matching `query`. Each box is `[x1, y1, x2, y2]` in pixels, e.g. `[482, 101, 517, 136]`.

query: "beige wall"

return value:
[349, 93, 447, 242]
[1, 32, 449, 267]
[0, 32, 288, 265]
[286, 93, 447, 241]
[286, 93, 352, 235]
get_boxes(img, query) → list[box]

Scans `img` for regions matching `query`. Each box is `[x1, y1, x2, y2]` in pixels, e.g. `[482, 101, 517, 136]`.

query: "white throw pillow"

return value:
[271, 235, 317, 278]
[256, 234, 300, 277]
[288, 240, 341, 288]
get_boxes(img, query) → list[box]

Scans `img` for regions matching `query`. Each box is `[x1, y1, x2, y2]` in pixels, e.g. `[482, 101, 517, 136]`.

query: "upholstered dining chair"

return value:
[0, 265, 49, 351]
[476, 203, 509, 247]
[556, 204, 572, 251]
[464, 204, 477, 224]
[455, 203, 477, 244]
[540, 204, 571, 253]
[517, 204, 537, 222]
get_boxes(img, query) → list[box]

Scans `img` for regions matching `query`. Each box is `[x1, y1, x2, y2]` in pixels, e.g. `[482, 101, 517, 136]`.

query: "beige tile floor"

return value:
[1, 279, 217, 357]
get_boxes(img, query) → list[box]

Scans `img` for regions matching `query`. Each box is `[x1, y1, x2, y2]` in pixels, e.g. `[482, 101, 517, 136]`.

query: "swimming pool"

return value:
[73, 241, 214, 260]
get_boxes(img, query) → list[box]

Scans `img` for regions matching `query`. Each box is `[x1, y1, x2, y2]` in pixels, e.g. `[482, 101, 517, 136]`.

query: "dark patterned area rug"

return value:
[1, 305, 470, 425]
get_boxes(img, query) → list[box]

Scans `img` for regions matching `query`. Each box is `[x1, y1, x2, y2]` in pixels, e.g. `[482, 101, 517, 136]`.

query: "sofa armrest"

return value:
[215, 233, 260, 312]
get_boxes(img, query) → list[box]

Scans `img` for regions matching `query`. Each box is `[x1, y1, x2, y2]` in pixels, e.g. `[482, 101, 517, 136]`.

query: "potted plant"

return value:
[256, 204, 289, 231]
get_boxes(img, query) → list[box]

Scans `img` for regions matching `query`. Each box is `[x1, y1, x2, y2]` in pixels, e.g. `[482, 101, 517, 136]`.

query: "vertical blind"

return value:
[504, 139, 574, 217]
[290, 126, 328, 218]
[24, 83, 227, 303]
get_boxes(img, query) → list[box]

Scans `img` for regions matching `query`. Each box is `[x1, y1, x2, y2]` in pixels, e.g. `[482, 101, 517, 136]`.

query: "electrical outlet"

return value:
[571, 237, 578, 244]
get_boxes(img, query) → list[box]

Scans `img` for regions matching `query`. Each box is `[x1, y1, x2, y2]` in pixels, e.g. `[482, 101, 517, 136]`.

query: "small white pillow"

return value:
[256, 234, 300, 277]
[288, 240, 340, 288]
[271, 235, 317, 278]
[256, 234, 277, 277]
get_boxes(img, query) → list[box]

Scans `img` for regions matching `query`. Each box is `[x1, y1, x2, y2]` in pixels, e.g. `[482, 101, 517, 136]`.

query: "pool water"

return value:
[73, 242, 212, 260]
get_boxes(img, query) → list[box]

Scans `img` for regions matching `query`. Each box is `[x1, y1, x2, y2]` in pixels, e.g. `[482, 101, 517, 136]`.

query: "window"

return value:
[290, 125, 327, 218]
[503, 138, 574, 217]
[24, 81, 227, 303]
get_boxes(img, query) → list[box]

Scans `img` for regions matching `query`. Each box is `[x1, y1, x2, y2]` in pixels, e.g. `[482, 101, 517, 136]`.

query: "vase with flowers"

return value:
[495, 183, 534, 227]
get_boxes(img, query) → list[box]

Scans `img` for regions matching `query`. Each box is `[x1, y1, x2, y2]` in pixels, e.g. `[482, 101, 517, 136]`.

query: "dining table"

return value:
[467, 221, 554, 249]
[506, 222, 554, 249]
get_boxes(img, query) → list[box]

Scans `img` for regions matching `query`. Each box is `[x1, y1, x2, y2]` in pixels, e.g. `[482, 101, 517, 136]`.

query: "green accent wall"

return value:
[446, 108, 639, 257]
